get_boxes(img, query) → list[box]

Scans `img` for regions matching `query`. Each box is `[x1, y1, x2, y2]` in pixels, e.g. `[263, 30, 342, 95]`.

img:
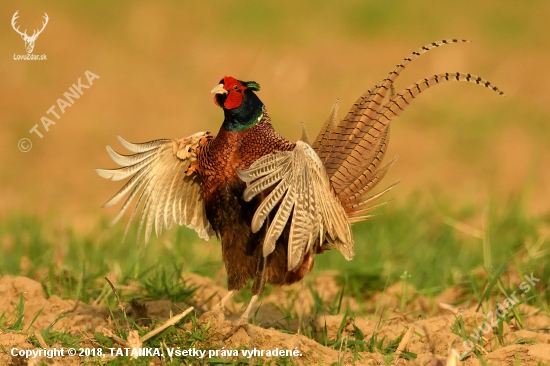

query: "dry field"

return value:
[1, 268, 549, 365]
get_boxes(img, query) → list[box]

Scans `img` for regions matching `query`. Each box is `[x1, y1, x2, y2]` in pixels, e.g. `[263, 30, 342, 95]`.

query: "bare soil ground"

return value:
[1, 272, 549, 365]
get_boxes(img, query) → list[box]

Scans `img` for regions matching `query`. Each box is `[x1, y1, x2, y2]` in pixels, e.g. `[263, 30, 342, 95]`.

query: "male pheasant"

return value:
[96, 39, 504, 336]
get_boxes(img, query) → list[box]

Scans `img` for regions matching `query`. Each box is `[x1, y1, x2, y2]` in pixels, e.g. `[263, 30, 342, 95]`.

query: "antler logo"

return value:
[11, 11, 49, 54]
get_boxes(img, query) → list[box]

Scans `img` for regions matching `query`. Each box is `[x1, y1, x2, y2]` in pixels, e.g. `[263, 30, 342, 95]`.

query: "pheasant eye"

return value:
[233, 85, 239, 90]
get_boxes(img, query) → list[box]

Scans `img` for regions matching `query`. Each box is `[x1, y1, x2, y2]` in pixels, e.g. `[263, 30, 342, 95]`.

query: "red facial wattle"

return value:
[222, 76, 246, 110]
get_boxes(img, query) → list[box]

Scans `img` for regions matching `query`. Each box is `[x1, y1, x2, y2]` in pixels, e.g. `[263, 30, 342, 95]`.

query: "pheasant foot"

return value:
[223, 294, 259, 340]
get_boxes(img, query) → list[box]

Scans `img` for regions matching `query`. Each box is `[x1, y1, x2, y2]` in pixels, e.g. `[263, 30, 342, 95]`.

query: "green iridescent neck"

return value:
[222, 105, 264, 132]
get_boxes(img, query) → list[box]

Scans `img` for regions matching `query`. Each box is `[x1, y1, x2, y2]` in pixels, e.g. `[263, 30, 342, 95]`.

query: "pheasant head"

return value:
[211, 76, 264, 132]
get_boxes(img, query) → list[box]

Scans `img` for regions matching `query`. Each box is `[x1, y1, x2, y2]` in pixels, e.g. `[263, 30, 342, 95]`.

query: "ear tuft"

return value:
[243, 81, 261, 91]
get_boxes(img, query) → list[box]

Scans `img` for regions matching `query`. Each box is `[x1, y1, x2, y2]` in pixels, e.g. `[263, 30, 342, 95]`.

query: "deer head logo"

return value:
[11, 11, 49, 54]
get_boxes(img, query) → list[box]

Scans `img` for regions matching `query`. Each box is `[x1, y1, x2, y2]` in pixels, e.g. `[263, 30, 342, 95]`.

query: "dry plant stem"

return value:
[140, 307, 195, 343]
[103, 275, 193, 344]
[442, 217, 483, 239]
[475, 342, 489, 355]
[446, 348, 459, 366]
[128, 330, 141, 350]
[212, 290, 235, 312]
[104, 276, 129, 331]
[392, 326, 414, 365]
[338, 335, 349, 364]
[34, 331, 48, 348]
[438, 302, 461, 314]
[161, 341, 172, 363]
[208, 290, 235, 334]
[102, 307, 194, 348]
[92, 283, 111, 307]
[102, 328, 130, 348]
[104, 277, 123, 311]
[57, 300, 80, 319]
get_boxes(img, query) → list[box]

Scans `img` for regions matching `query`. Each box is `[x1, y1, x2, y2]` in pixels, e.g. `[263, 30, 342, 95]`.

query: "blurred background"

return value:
[1, 0, 549, 233]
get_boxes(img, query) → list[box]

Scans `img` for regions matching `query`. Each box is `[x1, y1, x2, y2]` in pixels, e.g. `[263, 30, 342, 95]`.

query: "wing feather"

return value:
[242, 162, 291, 202]
[95, 152, 159, 182]
[96, 132, 215, 244]
[110, 173, 151, 226]
[236, 153, 290, 183]
[239, 141, 352, 271]
[100, 164, 155, 207]
[106, 145, 157, 167]
[116, 135, 166, 153]
[263, 178, 296, 257]
[250, 173, 291, 232]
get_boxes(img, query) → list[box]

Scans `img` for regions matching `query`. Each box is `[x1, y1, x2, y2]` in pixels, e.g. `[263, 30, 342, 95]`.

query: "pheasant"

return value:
[96, 39, 504, 337]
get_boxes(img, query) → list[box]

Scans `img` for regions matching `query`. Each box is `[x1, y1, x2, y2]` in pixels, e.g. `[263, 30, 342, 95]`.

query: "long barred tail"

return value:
[314, 39, 470, 177]
[312, 40, 505, 222]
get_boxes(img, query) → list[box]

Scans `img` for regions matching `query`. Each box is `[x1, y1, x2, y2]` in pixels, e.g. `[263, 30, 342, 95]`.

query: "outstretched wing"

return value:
[237, 141, 353, 271]
[96, 132, 215, 244]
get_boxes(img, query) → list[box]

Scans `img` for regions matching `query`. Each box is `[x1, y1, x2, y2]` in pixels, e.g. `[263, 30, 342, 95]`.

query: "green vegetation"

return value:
[0, 195, 548, 364]
[3, 195, 548, 299]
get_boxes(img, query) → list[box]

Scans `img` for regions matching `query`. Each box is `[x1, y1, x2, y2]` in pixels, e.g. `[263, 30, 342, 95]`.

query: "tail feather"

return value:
[337, 72, 503, 204]
[321, 89, 377, 177]
[340, 155, 398, 206]
[345, 182, 399, 223]
[348, 215, 375, 224]
[362, 39, 471, 121]
[323, 39, 469, 183]
[371, 72, 505, 135]
[312, 99, 340, 164]
[348, 181, 400, 212]
[314, 39, 504, 222]
[330, 126, 390, 195]
[347, 201, 389, 218]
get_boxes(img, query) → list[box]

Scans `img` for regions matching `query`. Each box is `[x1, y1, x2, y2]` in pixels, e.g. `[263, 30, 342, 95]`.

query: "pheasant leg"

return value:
[200, 290, 235, 329]
[223, 294, 259, 340]
[223, 251, 266, 340]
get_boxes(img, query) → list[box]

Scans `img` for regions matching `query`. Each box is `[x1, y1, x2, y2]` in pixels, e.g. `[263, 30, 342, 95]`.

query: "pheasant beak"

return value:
[210, 84, 228, 95]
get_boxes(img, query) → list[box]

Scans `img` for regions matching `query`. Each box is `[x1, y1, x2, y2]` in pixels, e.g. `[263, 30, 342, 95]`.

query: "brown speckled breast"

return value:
[197, 111, 295, 200]
[194, 111, 296, 291]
